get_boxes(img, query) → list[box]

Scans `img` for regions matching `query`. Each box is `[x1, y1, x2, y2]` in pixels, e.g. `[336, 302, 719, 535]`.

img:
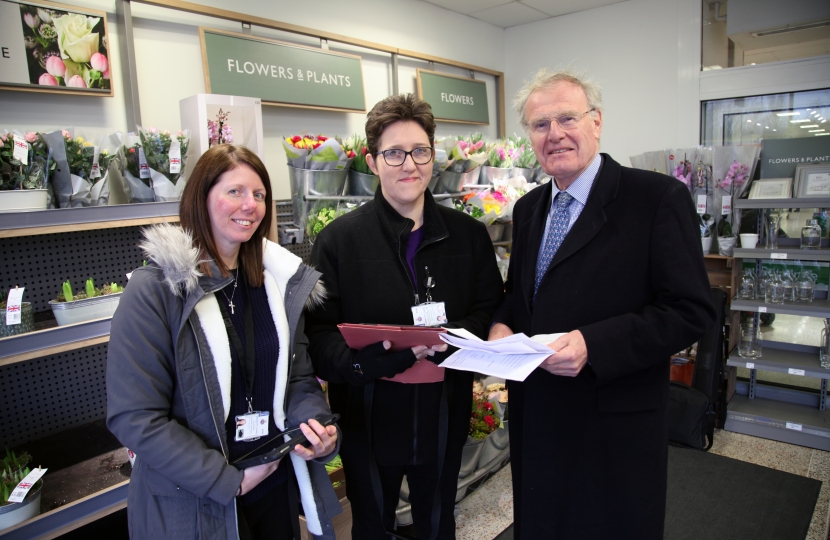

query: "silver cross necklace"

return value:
[221, 267, 239, 314]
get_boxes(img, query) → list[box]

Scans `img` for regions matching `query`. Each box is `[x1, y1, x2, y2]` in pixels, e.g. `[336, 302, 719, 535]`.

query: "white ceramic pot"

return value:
[0, 189, 48, 213]
[48, 292, 122, 326]
[0, 481, 42, 532]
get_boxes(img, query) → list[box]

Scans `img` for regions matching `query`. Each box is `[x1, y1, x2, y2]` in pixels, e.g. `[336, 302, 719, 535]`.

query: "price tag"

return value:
[771, 253, 788, 259]
[12, 135, 29, 165]
[696, 194, 707, 215]
[138, 147, 150, 179]
[759, 306, 767, 313]
[5, 287, 24, 326]
[788, 368, 805, 376]
[90, 146, 102, 179]
[168, 140, 181, 174]
[786, 422, 803, 431]
[7, 467, 47, 503]
[722, 195, 732, 215]
[746, 362, 755, 369]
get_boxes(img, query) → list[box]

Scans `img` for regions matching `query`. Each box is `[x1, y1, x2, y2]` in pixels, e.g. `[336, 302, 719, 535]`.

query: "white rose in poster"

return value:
[53, 13, 100, 63]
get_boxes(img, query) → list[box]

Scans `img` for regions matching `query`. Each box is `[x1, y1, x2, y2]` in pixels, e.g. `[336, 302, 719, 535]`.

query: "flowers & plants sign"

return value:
[199, 28, 366, 113]
[0, 0, 112, 95]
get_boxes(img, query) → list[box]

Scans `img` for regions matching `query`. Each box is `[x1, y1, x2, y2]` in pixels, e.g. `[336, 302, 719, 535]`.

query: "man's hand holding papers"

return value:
[437, 328, 566, 381]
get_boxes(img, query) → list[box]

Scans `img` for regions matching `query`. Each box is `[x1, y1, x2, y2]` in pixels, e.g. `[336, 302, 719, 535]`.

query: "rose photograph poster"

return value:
[0, 0, 112, 95]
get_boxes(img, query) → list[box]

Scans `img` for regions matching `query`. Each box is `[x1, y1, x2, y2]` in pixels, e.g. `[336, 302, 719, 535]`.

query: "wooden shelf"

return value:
[0, 318, 112, 366]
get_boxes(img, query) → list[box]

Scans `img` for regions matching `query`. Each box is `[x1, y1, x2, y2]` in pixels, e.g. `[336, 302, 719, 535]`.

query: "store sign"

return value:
[760, 137, 830, 179]
[0, 0, 112, 95]
[416, 69, 489, 125]
[200, 28, 366, 112]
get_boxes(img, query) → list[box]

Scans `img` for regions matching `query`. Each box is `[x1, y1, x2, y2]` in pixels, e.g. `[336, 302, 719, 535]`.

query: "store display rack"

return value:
[724, 197, 830, 451]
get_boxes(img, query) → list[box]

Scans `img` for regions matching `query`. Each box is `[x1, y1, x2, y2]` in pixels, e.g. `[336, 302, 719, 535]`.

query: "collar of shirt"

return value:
[549, 152, 602, 211]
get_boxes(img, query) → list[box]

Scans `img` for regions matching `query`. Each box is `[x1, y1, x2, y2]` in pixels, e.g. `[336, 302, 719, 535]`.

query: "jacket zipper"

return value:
[396, 222, 448, 463]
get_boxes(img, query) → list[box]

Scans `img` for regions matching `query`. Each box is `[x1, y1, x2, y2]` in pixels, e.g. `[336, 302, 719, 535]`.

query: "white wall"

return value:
[503, 0, 703, 166]
[0, 0, 505, 199]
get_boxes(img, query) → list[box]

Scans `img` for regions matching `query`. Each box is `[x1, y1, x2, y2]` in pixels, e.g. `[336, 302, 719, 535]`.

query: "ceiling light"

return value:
[773, 129, 777, 131]
[800, 124, 819, 128]
[791, 119, 811, 123]
[765, 126, 770, 129]
[809, 129, 825, 132]
[751, 20, 830, 37]
[777, 112, 800, 116]
[816, 133, 829, 136]
[823, 120, 827, 123]
[807, 108, 812, 111]
[747, 119, 752, 123]
[757, 123, 761, 126]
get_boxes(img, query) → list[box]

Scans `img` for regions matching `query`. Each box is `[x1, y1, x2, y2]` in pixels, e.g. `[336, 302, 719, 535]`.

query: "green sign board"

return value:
[417, 69, 489, 125]
[200, 28, 365, 112]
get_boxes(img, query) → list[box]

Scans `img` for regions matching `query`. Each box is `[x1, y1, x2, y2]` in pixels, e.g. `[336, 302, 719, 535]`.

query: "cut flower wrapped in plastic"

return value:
[121, 127, 190, 202]
[283, 134, 353, 171]
[305, 200, 362, 243]
[0, 130, 51, 192]
[439, 134, 488, 173]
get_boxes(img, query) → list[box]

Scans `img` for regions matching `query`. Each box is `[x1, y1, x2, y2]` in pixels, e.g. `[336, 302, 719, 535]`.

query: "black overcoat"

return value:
[493, 154, 715, 539]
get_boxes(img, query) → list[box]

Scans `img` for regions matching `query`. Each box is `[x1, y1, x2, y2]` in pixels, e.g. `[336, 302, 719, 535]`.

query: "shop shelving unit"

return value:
[0, 200, 304, 539]
[724, 197, 830, 451]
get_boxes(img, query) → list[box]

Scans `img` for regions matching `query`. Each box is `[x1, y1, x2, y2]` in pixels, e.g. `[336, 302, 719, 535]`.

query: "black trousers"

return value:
[237, 480, 295, 540]
[341, 448, 463, 539]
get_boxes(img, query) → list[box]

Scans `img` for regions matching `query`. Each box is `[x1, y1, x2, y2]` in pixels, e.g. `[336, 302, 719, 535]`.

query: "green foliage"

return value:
[1, 448, 32, 505]
[85, 278, 97, 298]
[62, 280, 74, 302]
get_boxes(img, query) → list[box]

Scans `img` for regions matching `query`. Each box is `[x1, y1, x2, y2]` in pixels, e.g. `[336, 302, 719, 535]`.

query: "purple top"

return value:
[406, 226, 424, 287]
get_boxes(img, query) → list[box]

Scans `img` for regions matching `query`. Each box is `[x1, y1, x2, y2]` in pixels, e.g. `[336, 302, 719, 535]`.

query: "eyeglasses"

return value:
[376, 147, 434, 166]
[529, 109, 595, 134]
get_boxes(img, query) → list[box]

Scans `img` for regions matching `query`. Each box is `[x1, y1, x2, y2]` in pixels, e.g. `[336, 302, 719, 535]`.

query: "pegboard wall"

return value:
[0, 227, 145, 313]
[1, 344, 109, 448]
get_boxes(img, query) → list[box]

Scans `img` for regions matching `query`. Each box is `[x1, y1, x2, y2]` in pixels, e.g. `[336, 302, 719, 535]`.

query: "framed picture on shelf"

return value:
[794, 163, 830, 198]
[748, 178, 793, 200]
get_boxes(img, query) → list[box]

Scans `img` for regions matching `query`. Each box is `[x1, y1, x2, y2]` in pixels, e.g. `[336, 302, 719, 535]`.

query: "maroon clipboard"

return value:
[337, 323, 447, 351]
[337, 324, 447, 384]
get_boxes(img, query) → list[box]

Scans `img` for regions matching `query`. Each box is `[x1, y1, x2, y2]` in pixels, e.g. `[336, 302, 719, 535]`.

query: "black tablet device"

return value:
[232, 414, 339, 469]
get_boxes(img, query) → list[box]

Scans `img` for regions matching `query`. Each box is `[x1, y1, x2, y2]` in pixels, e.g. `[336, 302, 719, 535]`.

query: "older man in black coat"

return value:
[490, 69, 715, 539]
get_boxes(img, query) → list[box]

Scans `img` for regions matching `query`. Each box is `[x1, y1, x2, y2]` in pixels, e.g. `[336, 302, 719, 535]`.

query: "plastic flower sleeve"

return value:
[308, 137, 350, 171]
[42, 129, 74, 207]
[283, 137, 309, 169]
[667, 147, 698, 195]
[712, 144, 760, 238]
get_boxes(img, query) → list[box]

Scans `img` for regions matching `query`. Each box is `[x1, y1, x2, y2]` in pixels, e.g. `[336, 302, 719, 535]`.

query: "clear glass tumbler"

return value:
[821, 319, 830, 369]
[738, 323, 762, 359]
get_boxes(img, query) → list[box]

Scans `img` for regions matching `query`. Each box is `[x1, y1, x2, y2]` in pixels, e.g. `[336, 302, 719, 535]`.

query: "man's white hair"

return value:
[514, 68, 603, 131]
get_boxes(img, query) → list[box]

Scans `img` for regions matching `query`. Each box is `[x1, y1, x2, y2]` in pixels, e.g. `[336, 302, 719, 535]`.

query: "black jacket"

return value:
[494, 154, 715, 539]
[307, 188, 504, 464]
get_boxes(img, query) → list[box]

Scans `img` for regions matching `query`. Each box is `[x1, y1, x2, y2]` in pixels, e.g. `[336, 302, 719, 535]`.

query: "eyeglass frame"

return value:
[375, 147, 435, 167]
[528, 108, 597, 135]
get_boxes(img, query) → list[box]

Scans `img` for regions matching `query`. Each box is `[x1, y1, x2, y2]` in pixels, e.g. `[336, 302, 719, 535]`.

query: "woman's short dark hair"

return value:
[179, 144, 272, 287]
[365, 93, 436, 156]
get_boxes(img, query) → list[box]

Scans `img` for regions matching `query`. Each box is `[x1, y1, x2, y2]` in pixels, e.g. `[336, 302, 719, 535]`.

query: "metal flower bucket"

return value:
[478, 166, 515, 185]
[512, 167, 533, 181]
[287, 166, 348, 227]
[437, 167, 481, 194]
[346, 170, 379, 197]
[428, 172, 441, 193]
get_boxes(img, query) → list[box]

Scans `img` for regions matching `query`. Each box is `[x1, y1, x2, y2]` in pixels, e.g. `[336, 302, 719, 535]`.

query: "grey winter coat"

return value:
[106, 224, 341, 539]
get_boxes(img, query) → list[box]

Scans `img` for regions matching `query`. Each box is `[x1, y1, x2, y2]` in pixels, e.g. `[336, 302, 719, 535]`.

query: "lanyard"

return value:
[216, 279, 256, 412]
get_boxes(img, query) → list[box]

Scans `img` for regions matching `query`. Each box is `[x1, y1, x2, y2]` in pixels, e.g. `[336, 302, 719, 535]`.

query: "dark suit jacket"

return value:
[493, 154, 714, 540]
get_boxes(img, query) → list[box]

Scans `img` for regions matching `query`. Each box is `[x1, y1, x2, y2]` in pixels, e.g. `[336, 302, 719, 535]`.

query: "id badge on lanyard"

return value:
[410, 266, 447, 327]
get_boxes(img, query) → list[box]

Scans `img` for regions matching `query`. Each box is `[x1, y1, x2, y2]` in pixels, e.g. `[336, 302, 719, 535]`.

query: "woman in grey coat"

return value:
[106, 145, 341, 539]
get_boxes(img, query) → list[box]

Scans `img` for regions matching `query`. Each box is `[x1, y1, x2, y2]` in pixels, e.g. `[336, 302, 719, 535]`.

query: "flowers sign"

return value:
[0, 1, 112, 94]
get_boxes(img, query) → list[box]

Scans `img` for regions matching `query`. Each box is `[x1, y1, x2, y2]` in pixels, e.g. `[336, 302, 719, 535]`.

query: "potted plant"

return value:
[717, 214, 737, 256]
[700, 213, 714, 254]
[0, 449, 42, 532]
[0, 132, 51, 213]
[481, 140, 518, 185]
[0, 290, 35, 338]
[48, 278, 123, 326]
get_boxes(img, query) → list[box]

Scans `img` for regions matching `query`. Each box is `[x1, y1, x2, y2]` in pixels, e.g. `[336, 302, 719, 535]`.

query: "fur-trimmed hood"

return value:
[139, 223, 325, 308]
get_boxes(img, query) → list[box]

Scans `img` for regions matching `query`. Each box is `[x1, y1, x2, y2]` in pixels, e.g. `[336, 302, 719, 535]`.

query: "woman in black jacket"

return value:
[306, 94, 503, 539]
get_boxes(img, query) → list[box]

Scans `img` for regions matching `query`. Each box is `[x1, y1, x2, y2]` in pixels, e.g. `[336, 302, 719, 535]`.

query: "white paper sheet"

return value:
[438, 332, 566, 381]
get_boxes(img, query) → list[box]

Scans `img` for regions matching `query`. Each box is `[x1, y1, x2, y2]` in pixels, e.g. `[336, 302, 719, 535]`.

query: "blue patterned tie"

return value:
[535, 192, 573, 296]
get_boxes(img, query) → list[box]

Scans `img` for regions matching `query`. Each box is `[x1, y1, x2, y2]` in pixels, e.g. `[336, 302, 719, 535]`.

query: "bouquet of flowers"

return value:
[512, 136, 538, 170]
[453, 191, 504, 225]
[711, 144, 760, 255]
[62, 131, 96, 207]
[667, 148, 698, 194]
[20, 5, 110, 90]
[0, 131, 51, 192]
[305, 200, 362, 243]
[207, 109, 233, 147]
[439, 134, 488, 173]
[282, 134, 353, 171]
[486, 141, 519, 169]
[469, 393, 500, 440]
[338, 135, 371, 174]
[122, 127, 190, 202]
[491, 176, 539, 220]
